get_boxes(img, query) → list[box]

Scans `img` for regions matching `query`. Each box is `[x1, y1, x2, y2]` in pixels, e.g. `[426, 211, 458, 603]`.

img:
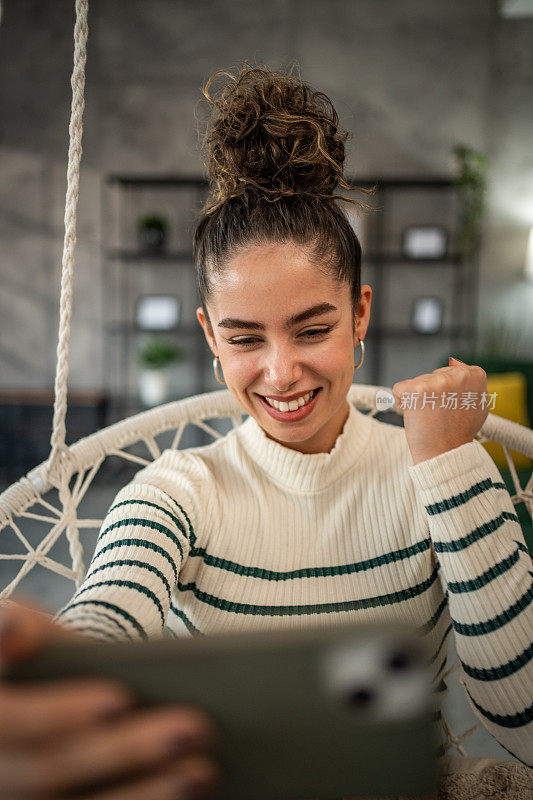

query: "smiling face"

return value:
[197, 241, 372, 454]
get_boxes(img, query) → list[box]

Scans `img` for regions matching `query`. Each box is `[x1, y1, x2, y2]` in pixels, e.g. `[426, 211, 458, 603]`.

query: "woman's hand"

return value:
[0, 601, 220, 799]
[392, 357, 489, 465]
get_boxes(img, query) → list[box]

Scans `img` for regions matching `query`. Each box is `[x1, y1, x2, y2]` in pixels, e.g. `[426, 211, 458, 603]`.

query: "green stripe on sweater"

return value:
[108, 498, 185, 536]
[108, 498, 196, 544]
[75, 580, 165, 627]
[427, 623, 453, 667]
[58, 599, 146, 639]
[433, 511, 519, 553]
[172, 501, 195, 544]
[68, 625, 117, 642]
[97, 517, 184, 559]
[189, 538, 432, 581]
[433, 654, 448, 682]
[94, 539, 179, 584]
[176, 566, 439, 617]
[447, 547, 521, 593]
[461, 641, 533, 682]
[425, 478, 507, 515]
[453, 582, 533, 636]
[464, 688, 533, 728]
[86, 560, 172, 604]
[169, 603, 200, 635]
[60, 608, 133, 640]
[419, 597, 448, 635]
[104, 500, 434, 583]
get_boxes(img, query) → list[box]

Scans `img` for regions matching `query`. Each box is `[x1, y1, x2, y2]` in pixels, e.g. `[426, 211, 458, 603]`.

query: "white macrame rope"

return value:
[48, 0, 89, 488]
[44, 0, 89, 586]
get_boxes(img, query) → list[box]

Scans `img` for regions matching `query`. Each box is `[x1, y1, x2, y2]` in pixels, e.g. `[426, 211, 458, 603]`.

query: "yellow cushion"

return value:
[482, 372, 531, 470]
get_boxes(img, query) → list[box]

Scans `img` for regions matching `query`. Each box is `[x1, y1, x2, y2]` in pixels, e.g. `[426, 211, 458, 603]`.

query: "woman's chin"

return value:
[257, 406, 325, 448]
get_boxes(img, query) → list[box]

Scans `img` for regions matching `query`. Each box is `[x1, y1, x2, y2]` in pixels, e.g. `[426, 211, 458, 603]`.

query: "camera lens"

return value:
[344, 686, 376, 708]
[386, 649, 412, 671]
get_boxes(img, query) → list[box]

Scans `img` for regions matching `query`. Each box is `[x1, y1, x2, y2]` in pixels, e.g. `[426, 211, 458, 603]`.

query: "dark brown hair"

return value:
[193, 65, 369, 321]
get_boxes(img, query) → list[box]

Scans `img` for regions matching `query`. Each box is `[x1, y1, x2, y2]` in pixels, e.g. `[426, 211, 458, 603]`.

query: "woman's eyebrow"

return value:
[287, 302, 337, 327]
[217, 303, 337, 331]
[217, 317, 265, 330]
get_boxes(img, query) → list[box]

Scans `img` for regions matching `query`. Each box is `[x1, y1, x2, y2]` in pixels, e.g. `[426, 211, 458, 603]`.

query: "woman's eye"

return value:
[227, 327, 332, 347]
[300, 326, 332, 339]
[228, 337, 261, 346]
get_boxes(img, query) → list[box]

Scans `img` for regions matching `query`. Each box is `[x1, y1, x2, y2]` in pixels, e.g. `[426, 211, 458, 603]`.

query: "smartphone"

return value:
[5, 621, 440, 799]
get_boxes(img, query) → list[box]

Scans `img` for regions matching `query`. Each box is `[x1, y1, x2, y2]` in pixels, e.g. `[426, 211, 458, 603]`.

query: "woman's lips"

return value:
[256, 388, 321, 422]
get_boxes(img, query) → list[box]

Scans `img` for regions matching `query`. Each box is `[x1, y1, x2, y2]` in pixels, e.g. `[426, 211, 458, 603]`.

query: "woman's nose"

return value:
[263, 344, 303, 391]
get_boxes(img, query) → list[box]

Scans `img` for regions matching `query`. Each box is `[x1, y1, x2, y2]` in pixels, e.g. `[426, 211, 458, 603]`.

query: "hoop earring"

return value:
[354, 339, 365, 370]
[213, 356, 225, 385]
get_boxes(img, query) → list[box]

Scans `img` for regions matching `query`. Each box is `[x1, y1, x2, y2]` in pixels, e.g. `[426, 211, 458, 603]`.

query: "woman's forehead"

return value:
[208, 241, 350, 315]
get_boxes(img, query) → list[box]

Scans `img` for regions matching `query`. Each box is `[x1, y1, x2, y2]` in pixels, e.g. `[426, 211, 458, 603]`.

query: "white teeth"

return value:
[263, 390, 316, 411]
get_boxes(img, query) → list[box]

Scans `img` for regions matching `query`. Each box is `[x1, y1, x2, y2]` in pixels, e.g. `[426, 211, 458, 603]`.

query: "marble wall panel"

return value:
[93, 0, 292, 84]
[0, 147, 53, 386]
[294, 0, 493, 176]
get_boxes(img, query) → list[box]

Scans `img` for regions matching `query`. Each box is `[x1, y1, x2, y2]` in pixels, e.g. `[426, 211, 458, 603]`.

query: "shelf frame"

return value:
[102, 174, 477, 415]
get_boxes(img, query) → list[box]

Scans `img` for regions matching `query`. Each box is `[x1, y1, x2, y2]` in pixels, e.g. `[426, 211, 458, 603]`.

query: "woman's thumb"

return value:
[0, 598, 73, 665]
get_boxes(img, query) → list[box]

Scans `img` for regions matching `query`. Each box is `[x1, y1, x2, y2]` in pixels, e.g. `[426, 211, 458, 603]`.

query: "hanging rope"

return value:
[46, 0, 89, 586]
[48, 0, 88, 487]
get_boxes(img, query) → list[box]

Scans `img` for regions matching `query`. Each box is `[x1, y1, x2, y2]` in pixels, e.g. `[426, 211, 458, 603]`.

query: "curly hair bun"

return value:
[202, 65, 350, 213]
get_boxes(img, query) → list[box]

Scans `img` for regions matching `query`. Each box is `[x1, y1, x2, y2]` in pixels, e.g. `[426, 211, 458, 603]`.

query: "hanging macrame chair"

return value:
[1, 0, 533, 774]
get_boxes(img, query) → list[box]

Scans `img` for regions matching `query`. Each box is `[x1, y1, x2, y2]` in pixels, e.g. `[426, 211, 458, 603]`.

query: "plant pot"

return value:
[138, 368, 171, 407]
[139, 226, 166, 254]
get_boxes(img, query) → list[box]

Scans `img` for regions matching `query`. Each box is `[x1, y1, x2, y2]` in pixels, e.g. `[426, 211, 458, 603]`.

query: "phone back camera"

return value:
[322, 630, 432, 721]
[344, 686, 377, 709]
[386, 649, 412, 672]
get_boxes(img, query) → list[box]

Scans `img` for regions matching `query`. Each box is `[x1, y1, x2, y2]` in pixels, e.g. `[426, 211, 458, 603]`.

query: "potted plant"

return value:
[137, 336, 185, 407]
[452, 144, 487, 266]
[138, 214, 168, 254]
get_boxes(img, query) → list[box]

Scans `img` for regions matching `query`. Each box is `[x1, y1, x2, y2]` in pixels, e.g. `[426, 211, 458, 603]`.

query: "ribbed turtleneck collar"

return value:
[235, 402, 373, 492]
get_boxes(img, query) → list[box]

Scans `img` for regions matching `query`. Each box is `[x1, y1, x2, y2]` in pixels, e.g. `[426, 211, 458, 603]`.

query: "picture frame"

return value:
[410, 296, 444, 335]
[135, 294, 181, 332]
[402, 226, 448, 260]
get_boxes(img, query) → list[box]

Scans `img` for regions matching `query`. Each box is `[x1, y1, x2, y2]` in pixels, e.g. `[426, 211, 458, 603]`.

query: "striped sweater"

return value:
[57, 402, 533, 765]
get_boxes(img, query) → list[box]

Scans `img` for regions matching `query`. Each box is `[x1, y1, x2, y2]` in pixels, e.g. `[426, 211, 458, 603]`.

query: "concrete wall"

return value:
[0, 0, 531, 393]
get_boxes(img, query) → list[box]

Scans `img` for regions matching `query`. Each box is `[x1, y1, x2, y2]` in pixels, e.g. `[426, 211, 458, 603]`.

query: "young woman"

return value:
[1, 67, 532, 798]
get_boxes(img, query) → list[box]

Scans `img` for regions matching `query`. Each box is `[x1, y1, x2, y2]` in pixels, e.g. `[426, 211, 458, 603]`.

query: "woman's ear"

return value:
[354, 285, 372, 343]
[196, 307, 217, 355]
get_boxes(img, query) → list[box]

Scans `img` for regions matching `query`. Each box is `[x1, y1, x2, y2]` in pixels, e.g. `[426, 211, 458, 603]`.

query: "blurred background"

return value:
[1, 0, 532, 762]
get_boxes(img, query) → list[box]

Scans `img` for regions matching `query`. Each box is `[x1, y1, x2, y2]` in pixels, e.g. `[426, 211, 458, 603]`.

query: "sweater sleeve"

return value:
[408, 440, 533, 766]
[55, 482, 192, 641]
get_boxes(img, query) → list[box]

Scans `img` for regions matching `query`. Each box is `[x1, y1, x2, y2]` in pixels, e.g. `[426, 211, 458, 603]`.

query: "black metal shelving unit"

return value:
[102, 176, 210, 423]
[357, 177, 476, 385]
[102, 175, 476, 420]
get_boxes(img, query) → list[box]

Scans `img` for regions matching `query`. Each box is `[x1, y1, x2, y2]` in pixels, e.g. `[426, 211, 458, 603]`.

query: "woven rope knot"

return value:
[29, 552, 47, 566]
[48, 444, 77, 490]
